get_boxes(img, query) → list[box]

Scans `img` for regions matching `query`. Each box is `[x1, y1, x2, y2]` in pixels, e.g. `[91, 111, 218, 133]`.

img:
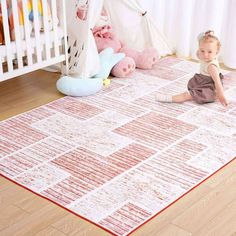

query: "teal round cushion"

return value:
[56, 76, 103, 97]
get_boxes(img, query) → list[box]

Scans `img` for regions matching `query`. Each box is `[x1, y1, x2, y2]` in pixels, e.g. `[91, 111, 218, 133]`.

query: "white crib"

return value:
[0, 0, 68, 81]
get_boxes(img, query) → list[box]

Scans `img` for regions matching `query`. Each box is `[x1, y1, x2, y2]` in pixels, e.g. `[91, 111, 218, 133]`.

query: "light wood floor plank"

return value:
[0, 177, 15, 191]
[196, 199, 236, 236]
[35, 226, 67, 236]
[0, 205, 68, 236]
[172, 172, 236, 233]
[0, 185, 36, 206]
[0, 204, 29, 231]
[156, 224, 192, 236]
[52, 214, 110, 236]
[0, 71, 63, 121]
[13, 193, 50, 214]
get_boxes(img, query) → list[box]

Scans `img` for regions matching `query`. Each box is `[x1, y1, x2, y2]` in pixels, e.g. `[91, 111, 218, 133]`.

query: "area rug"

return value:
[1, 57, 236, 236]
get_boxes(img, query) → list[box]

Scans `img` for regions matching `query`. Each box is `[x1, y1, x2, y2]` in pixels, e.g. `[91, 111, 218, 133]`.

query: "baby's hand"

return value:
[218, 94, 228, 107]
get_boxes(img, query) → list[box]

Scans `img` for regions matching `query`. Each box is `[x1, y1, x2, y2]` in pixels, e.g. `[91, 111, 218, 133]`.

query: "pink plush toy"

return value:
[92, 25, 159, 78]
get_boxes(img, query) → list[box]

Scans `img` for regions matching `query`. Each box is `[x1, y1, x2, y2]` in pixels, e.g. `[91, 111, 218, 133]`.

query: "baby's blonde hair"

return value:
[198, 30, 221, 50]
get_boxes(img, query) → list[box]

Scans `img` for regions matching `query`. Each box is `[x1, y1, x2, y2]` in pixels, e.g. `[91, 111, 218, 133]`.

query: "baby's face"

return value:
[198, 41, 219, 62]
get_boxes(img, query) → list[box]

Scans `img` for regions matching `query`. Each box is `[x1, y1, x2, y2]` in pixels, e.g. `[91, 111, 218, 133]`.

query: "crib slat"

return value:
[1, 0, 13, 72]
[61, 0, 69, 75]
[0, 60, 3, 76]
[51, 0, 59, 57]
[22, 0, 33, 66]
[11, 0, 23, 69]
[32, 0, 42, 63]
[41, 0, 51, 60]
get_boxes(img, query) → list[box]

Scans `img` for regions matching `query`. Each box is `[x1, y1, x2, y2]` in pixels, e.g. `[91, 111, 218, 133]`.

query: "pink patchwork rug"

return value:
[1, 57, 236, 235]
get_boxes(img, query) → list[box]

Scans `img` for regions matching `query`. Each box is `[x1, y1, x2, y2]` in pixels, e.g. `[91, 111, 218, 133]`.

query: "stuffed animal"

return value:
[8, 0, 53, 41]
[75, 0, 89, 21]
[92, 24, 159, 78]
[57, 47, 125, 97]
[28, 0, 53, 31]
[8, 1, 29, 41]
[93, 47, 125, 79]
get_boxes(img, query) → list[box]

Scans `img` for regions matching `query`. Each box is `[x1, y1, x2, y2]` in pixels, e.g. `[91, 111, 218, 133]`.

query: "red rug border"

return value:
[1, 156, 235, 236]
[128, 156, 236, 235]
[0, 173, 116, 236]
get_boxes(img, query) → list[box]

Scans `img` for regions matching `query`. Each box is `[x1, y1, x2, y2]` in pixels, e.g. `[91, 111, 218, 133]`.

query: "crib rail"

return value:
[0, 0, 68, 81]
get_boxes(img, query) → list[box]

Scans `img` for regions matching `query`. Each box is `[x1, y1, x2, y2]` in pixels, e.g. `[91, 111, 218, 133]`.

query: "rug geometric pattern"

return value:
[1, 57, 236, 235]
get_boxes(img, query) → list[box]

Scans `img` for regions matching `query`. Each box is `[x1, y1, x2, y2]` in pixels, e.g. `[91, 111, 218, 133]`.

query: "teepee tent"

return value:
[63, 0, 172, 79]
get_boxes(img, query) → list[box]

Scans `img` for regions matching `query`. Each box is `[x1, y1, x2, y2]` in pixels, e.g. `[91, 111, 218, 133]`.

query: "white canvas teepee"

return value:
[63, 0, 172, 78]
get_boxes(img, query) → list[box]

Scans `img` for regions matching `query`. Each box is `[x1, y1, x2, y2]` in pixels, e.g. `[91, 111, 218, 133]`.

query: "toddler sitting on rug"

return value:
[155, 30, 228, 107]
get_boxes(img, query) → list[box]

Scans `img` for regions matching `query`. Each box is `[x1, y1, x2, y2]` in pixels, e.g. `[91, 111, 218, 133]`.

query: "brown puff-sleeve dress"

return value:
[187, 59, 223, 104]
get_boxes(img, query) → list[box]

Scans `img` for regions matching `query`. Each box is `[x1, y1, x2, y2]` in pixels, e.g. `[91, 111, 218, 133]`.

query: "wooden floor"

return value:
[0, 70, 236, 236]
